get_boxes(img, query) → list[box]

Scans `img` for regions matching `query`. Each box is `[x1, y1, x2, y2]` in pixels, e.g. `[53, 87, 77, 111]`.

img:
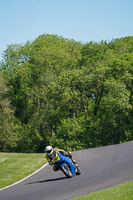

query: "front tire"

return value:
[61, 164, 73, 178]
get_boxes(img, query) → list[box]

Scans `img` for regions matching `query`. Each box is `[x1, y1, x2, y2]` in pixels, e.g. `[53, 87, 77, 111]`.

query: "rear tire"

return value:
[76, 166, 81, 175]
[61, 164, 73, 178]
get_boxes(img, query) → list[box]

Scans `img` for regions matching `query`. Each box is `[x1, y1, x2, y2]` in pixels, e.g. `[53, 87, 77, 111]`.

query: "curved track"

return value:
[0, 142, 133, 200]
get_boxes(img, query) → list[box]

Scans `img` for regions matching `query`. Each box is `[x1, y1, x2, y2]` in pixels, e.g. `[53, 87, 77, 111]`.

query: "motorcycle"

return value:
[53, 151, 81, 178]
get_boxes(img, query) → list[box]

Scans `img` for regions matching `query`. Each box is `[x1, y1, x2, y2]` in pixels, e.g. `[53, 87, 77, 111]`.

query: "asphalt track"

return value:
[0, 142, 133, 200]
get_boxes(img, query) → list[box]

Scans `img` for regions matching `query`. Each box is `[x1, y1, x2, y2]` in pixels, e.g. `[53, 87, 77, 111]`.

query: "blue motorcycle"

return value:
[53, 151, 81, 178]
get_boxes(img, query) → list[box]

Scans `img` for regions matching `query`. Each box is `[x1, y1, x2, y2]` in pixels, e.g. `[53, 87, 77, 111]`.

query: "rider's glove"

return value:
[66, 151, 72, 157]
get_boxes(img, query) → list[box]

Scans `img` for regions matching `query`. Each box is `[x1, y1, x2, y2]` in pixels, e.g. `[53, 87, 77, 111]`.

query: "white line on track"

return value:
[0, 163, 48, 191]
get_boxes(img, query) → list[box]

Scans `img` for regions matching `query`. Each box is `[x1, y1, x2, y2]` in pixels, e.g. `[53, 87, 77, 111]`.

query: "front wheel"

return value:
[61, 164, 73, 178]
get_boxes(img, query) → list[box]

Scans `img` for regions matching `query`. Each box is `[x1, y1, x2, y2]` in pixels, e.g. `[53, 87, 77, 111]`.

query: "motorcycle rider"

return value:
[45, 145, 77, 171]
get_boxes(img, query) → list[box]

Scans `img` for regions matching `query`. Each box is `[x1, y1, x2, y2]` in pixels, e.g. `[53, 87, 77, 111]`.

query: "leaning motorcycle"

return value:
[53, 151, 81, 178]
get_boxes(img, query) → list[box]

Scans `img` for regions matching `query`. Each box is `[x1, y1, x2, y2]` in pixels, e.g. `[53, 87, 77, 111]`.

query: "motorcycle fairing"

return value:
[54, 152, 76, 175]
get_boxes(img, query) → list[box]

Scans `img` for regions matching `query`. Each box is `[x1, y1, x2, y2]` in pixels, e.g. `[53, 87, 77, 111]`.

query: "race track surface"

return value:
[0, 142, 133, 200]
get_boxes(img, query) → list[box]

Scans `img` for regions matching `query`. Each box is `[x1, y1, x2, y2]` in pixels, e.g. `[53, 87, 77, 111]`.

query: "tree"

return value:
[0, 73, 18, 151]
[1, 35, 133, 152]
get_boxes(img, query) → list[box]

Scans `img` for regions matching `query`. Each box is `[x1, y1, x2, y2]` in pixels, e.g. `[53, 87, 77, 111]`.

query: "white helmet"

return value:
[45, 146, 53, 155]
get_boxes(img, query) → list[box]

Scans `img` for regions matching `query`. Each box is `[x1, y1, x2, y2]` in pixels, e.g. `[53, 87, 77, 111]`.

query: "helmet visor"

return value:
[47, 149, 52, 154]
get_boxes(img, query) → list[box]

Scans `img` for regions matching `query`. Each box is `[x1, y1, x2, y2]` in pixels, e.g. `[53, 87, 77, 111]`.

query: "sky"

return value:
[0, 0, 133, 60]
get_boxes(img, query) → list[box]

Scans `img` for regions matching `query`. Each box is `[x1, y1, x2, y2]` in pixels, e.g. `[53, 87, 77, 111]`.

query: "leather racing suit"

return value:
[46, 148, 77, 171]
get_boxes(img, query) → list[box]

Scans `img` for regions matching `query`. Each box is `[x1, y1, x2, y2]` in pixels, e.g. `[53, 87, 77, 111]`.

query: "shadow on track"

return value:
[27, 177, 67, 185]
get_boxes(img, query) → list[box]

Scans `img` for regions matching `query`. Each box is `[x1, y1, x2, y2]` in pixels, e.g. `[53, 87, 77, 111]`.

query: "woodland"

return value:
[0, 34, 133, 152]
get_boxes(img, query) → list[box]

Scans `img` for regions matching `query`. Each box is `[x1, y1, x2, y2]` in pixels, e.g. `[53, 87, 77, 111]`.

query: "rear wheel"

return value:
[61, 164, 73, 178]
[75, 166, 81, 175]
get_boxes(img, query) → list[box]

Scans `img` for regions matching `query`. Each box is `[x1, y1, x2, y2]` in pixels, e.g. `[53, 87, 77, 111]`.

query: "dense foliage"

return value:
[0, 34, 133, 152]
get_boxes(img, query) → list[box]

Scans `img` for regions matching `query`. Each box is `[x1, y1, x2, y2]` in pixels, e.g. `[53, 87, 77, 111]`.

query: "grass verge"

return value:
[0, 152, 47, 189]
[73, 181, 133, 200]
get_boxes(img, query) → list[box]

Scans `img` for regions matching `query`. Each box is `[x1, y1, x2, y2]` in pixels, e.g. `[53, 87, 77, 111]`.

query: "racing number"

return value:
[54, 154, 60, 162]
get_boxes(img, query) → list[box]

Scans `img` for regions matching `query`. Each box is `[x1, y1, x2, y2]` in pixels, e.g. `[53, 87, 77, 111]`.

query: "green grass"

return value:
[73, 181, 133, 200]
[0, 152, 47, 189]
